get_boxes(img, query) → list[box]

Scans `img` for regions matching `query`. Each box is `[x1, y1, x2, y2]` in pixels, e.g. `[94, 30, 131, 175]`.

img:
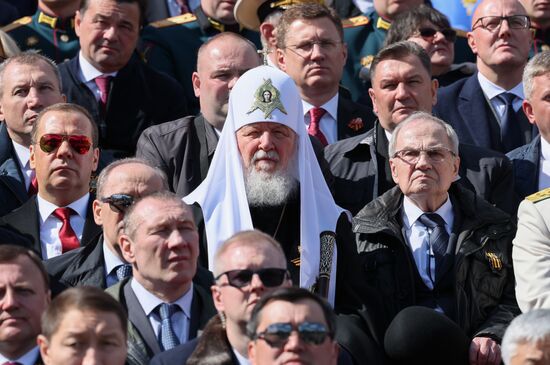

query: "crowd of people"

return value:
[0, 0, 549, 364]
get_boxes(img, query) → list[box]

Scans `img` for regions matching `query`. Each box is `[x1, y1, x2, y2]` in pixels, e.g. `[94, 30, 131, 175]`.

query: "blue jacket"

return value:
[507, 135, 541, 200]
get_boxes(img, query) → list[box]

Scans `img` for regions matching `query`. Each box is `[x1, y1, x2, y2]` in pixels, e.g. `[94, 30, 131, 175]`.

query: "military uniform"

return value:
[530, 26, 550, 57]
[2, 9, 79, 63]
[513, 188, 550, 312]
[341, 11, 388, 101]
[140, 7, 261, 114]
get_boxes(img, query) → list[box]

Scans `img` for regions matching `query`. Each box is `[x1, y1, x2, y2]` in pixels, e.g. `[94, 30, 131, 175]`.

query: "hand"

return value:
[469, 337, 501, 365]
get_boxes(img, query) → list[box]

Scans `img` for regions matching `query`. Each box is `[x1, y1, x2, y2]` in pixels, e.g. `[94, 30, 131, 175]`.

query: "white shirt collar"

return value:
[477, 72, 524, 101]
[103, 240, 125, 275]
[402, 195, 454, 232]
[130, 278, 193, 319]
[0, 346, 39, 365]
[541, 137, 550, 161]
[302, 92, 339, 120]
[37, 192, 90, 224]
[78, 51, 117, 82]
[233, 347, 251, 365]
[11, 140, 30, 169]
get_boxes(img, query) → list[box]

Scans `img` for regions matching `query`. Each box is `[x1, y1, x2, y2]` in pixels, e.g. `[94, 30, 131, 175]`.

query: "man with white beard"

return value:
[184, 65, 354, 306]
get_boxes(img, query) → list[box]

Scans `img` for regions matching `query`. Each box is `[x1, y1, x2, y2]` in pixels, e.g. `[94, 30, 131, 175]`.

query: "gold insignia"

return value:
[361, 55, 374, 68]
[291, 257, 301, 266]
[149, 13, 197, 28]
[2, 16, 32, 32]
[376, 16, 391, 30]
[526, 187, 550, 203]
[342, 15, 370, 28]
[347, 117, 364, 131]
[60, 34, 69, 42]
[38, 11, 57, 28]
[485, 252, 503, 271]
[247, 78, 287, 119]
[26, 36, 39, 47]
[462, 0, 478, 16]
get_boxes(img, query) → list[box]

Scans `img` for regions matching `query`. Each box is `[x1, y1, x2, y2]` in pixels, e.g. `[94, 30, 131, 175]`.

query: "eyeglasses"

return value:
[472, 15, 530, 31]
[255, 322, 331, 348]
[100, 194, 134, 213]
[285, 39, 342, 57]
[38, 134, 92, 154]
[415, 27, 457, 43]
[215, 268, 289, 288]
[393, 147, 456, 164]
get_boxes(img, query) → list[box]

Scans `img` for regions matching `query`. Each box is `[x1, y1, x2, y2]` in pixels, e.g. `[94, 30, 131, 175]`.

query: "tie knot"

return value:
[94, 75, 112, 92]
[309, 107, 326, 123]
[158, 303, 179, 320]
[52, 207, 75, 222]
[418, 213, 446, 229]
[498, 92, 516, 105]
[115, 264, 132, 281]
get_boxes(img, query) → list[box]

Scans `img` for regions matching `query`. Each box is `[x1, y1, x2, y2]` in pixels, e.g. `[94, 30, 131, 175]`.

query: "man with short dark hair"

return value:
[0, 245, 51, 365]
[0, 103, 101, 258]
[520, 0, 550, 55]
[59, 0, 188, 158]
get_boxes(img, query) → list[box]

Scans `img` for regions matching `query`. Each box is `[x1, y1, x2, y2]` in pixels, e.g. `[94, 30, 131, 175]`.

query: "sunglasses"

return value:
[39, 134, 92, 154]
[255, 322, 331, 348]
[215, 268, 288, 288]
[416, 27, 457, 43]
[100, 194, 134, 213]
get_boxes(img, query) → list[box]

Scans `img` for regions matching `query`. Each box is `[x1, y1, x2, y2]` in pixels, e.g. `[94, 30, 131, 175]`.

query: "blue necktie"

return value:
[158, 303, 180, 351]
[498, 92, 523, 151]
[418, 213, 449, 282]
[115, 264, 132, 282]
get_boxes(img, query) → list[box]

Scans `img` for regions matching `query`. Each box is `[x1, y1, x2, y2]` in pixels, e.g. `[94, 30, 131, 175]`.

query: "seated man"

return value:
[346, 112, 518, 365]
[0, 245, 51, 365]
[247, 287, 339, 365]
[107, 192, 216, 365]
[37, 287, 127, 365]
[501, 309, 550, 365]
[151, 230, 292, 364]
[184, 65, 353, 305]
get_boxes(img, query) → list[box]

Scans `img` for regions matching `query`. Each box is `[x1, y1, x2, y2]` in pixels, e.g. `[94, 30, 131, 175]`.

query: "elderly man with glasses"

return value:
[344, 112, 519, 365]
[433, 0, 536, 153]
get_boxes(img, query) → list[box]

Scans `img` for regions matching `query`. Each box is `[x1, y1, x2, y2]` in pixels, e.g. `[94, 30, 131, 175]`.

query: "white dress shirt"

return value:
[37, 193, 90, 259]
[401, 196, 454, 290]
[103, 241, 127, 287]
[77, 52, 118, 103]
[233, 348, 251, 365]
[0, 346, 39, 365]
[303, 93, 339, 144]
[477, 72, 524, 125]
[539, 137, 550, 191]
[131, 278, 194, 344]
[11, 140, 33, 190]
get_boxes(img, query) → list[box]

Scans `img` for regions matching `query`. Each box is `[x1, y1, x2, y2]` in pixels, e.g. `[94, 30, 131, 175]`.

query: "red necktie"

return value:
[94, 75, 112, 111]
[28, 176, 38, 196]
[175, 0, 190, 14]
[52, 207, 80, 253]
[308, 107, 328, 146]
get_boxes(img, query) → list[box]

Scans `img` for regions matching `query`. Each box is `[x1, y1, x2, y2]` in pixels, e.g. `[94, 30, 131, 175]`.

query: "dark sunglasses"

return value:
[255, 322, 331, 348]
[215, 268, 288, 288]
[417, 27, 457, 43]
[100, 194, 134, 213]
[39, 134, 92, 154]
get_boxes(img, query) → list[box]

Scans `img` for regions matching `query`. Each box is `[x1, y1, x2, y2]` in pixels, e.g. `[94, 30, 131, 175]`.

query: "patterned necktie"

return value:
[52, 207, 80, 253]
[158, 303, 180, 350]
[418, 213, 449, 282]
[94, 75, 112, 111]
[308, 107, 328, 146]
[115, 264, 132, 282]
[27, 175, 38, 196]
[498, 92, 523, 151]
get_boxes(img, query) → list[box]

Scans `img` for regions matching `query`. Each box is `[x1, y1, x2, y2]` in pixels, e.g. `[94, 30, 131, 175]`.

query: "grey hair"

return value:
[388, 112, 459, 157]
[502, 309, 550, 365]
[523, 51, 550, 100]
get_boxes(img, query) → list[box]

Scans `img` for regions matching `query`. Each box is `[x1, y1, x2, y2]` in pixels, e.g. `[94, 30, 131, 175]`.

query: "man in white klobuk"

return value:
[184, 65, 351, 305]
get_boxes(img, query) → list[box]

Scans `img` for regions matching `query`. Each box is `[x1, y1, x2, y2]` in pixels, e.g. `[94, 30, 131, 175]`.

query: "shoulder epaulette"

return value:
[150, 13, 197, 28]
[342, 15, 370, 29]
[526, 187, 550, 203]
[2, 16, 32, 32]
[455, 29, 468, 38]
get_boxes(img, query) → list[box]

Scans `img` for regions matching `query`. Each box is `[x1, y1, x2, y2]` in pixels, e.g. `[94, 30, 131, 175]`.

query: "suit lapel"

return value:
[457, 76, 493, 147]
[82, 195, 102, 246]
[124, 282, 162, 355]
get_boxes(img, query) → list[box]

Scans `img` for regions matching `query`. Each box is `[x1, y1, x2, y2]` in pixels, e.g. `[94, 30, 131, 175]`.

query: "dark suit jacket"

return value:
[59, 54, 188, 157]
[106, 278, 216, 365]
[433, 73, 536, 153]
[0, 195, 101, 257]
[144, 0, 171, 24]
[335, 95, 375, 141]
[0, 123, 29, 216]
[507, 134, 541, 201]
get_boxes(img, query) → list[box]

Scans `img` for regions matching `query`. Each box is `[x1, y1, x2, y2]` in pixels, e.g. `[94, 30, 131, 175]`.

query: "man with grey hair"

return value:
[501, 309, 550, 364]
[0, 52, 66, 216]
[345, 112, 519, 365]
[507, 51, 550, 200]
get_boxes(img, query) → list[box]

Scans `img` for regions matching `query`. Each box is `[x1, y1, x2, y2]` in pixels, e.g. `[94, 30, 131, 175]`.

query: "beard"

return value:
[245, 150, 298, 207]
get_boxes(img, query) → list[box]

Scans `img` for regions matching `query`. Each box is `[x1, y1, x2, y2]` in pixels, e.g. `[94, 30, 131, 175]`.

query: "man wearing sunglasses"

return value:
[248, 287, 339, 365]
[433, 0, 536, 153]
[108, 192, 215, 365]
[150, 230, 292, 365]
[0, 103, 101, 259]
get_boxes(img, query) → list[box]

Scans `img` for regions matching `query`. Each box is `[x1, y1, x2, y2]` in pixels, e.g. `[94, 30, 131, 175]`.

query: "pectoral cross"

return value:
[258, 48, 272, 65]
